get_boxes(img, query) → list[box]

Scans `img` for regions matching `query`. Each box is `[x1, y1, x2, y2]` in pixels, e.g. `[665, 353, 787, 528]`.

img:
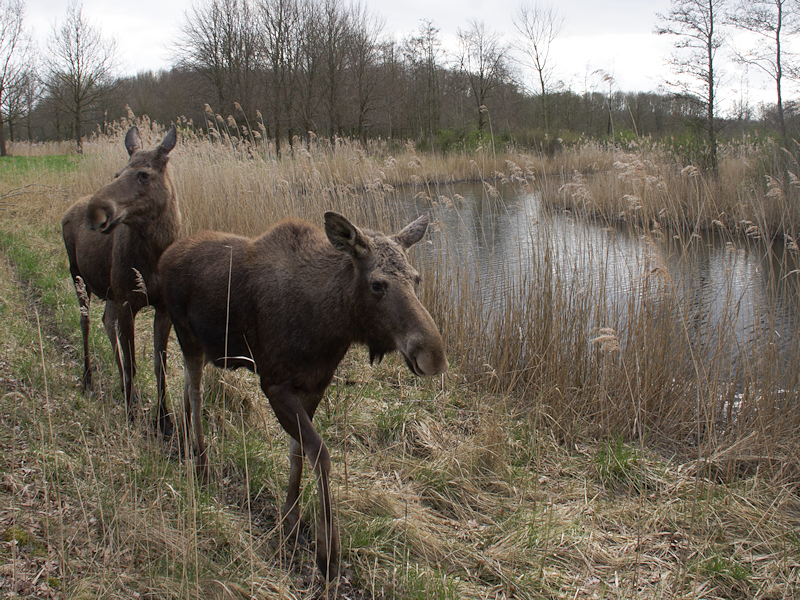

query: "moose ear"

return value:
[158, 125, 177, 158]
[324, 211, 370, 258]
[125, 127, 142, 156]
[393, 213, 430, 249]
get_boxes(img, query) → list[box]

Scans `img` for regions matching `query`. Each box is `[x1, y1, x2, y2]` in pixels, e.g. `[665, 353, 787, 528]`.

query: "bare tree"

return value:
[259, 0, 300, 155]
[178, 0, 262, 121]
[295, 0, 324, 145]
[5, 66, 39, 141]
[178, 0, 228, 109]
[456, 20, 510, 137]
[320, 0, 351, 143]
[0, 0, 33, 155]
[347, 3, 384, 144]
[225, 0, 263, 119]
[377, 40, 402, 139]
[656, 0, 727, 172]
[513, 2, 564, 135]
[45, 1, 118, 153]
[727, 0, 798, 139]
[403, 20, 444, 145]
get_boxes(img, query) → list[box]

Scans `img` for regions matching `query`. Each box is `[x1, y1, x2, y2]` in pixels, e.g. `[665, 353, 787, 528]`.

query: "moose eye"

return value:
[137, 171, 150, 184]
[371, 281, 385, 295]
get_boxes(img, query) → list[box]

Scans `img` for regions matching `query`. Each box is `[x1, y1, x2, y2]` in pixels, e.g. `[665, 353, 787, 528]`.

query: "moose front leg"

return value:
[312, 452, 339, 580]
[102, 301, 124, 398]
[265, 382, 340, 580]
[282, 437, 306, 545]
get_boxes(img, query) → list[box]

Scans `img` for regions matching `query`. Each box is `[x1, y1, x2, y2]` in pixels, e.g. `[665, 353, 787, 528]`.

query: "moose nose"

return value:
[415, 347, 449, 376]
[88, 211, 109, 232]
[404, 333, 448, 376]
[86, 204, 120, 233]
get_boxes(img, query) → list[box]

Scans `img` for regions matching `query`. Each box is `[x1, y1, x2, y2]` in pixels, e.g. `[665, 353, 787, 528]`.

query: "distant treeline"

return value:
[8, 0, 796, 154]
[22, 66, 792, 155]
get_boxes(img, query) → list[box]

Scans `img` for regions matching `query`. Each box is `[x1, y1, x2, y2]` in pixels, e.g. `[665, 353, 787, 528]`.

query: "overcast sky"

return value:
[25, 0, 791, 114]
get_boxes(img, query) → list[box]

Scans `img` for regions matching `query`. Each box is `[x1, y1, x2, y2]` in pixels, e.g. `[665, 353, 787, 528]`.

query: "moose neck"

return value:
[307, 249, 370, 349]
[127, 187, 180, 263]
[333, 253, 379, 350]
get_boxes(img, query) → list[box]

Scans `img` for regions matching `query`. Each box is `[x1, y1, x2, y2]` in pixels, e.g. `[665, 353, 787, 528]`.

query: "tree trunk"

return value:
[0, 107, 7, 156]
[776, 1, 786, 140]
[75, 108, 83, 154]
[539, 71, 549, 135]
[274, 114, 282, 158]
[706, 11, 717, 175]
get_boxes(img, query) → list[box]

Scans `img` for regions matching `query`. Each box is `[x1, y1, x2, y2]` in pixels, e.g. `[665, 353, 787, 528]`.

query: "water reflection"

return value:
[664, 230, 797, 356]
[405, 180, 799, 361]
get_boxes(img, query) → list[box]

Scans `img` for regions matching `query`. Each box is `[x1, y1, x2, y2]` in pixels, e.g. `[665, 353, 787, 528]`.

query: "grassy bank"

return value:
[1, 122, 799, 598]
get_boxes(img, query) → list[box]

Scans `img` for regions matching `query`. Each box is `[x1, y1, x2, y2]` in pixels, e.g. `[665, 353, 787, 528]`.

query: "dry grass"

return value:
[7, 140, 79, 157]
[0, 121, 799, 598]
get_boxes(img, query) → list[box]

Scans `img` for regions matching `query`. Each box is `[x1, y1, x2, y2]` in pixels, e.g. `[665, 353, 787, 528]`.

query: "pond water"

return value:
[401, 180, 800, 363]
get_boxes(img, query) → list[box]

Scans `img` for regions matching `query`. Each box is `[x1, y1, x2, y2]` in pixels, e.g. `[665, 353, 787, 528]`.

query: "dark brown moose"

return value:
[158, 211, 448, 578]
[62, 126, 179, 435]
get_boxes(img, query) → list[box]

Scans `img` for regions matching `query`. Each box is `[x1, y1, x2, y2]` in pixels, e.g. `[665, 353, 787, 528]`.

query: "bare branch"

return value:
[45, 1, 118, 152]
[726, 0, 798, 137]
[655, 0, 727, 171]
[512, 2, 564, 133]
[456, 19, 511, 136]
[0, 0, 34, 155]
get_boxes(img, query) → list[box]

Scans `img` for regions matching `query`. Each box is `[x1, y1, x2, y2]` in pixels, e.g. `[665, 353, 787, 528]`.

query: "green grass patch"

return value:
[220, 422, 283, 502]
[402, 567, 461, 600]
[2, 525, 47, 556]
[695, 553, 752, 586]
[594, 436, 644, 494]
[0, 154, 81, 178]
[0, 223, 74, 314]
[347, 514, 398, 557]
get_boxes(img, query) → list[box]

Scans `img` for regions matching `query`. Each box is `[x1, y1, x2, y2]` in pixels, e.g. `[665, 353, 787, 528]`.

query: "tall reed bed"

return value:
[541, 137, 800, 241]
[71, 118, 798, 463]
[78, 121, 800, 448]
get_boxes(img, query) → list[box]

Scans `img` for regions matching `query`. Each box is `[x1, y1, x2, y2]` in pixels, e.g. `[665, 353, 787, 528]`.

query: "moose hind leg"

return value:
[73, 276, 93, 391]
[182, 352, 207, 481]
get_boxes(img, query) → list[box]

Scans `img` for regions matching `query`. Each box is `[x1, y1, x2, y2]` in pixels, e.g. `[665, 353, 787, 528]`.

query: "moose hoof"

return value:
[315, 550, 339, 581]
[155, 413, 175, 439]
[283, 517, 309, 549]
[81, 369, 94, 392]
